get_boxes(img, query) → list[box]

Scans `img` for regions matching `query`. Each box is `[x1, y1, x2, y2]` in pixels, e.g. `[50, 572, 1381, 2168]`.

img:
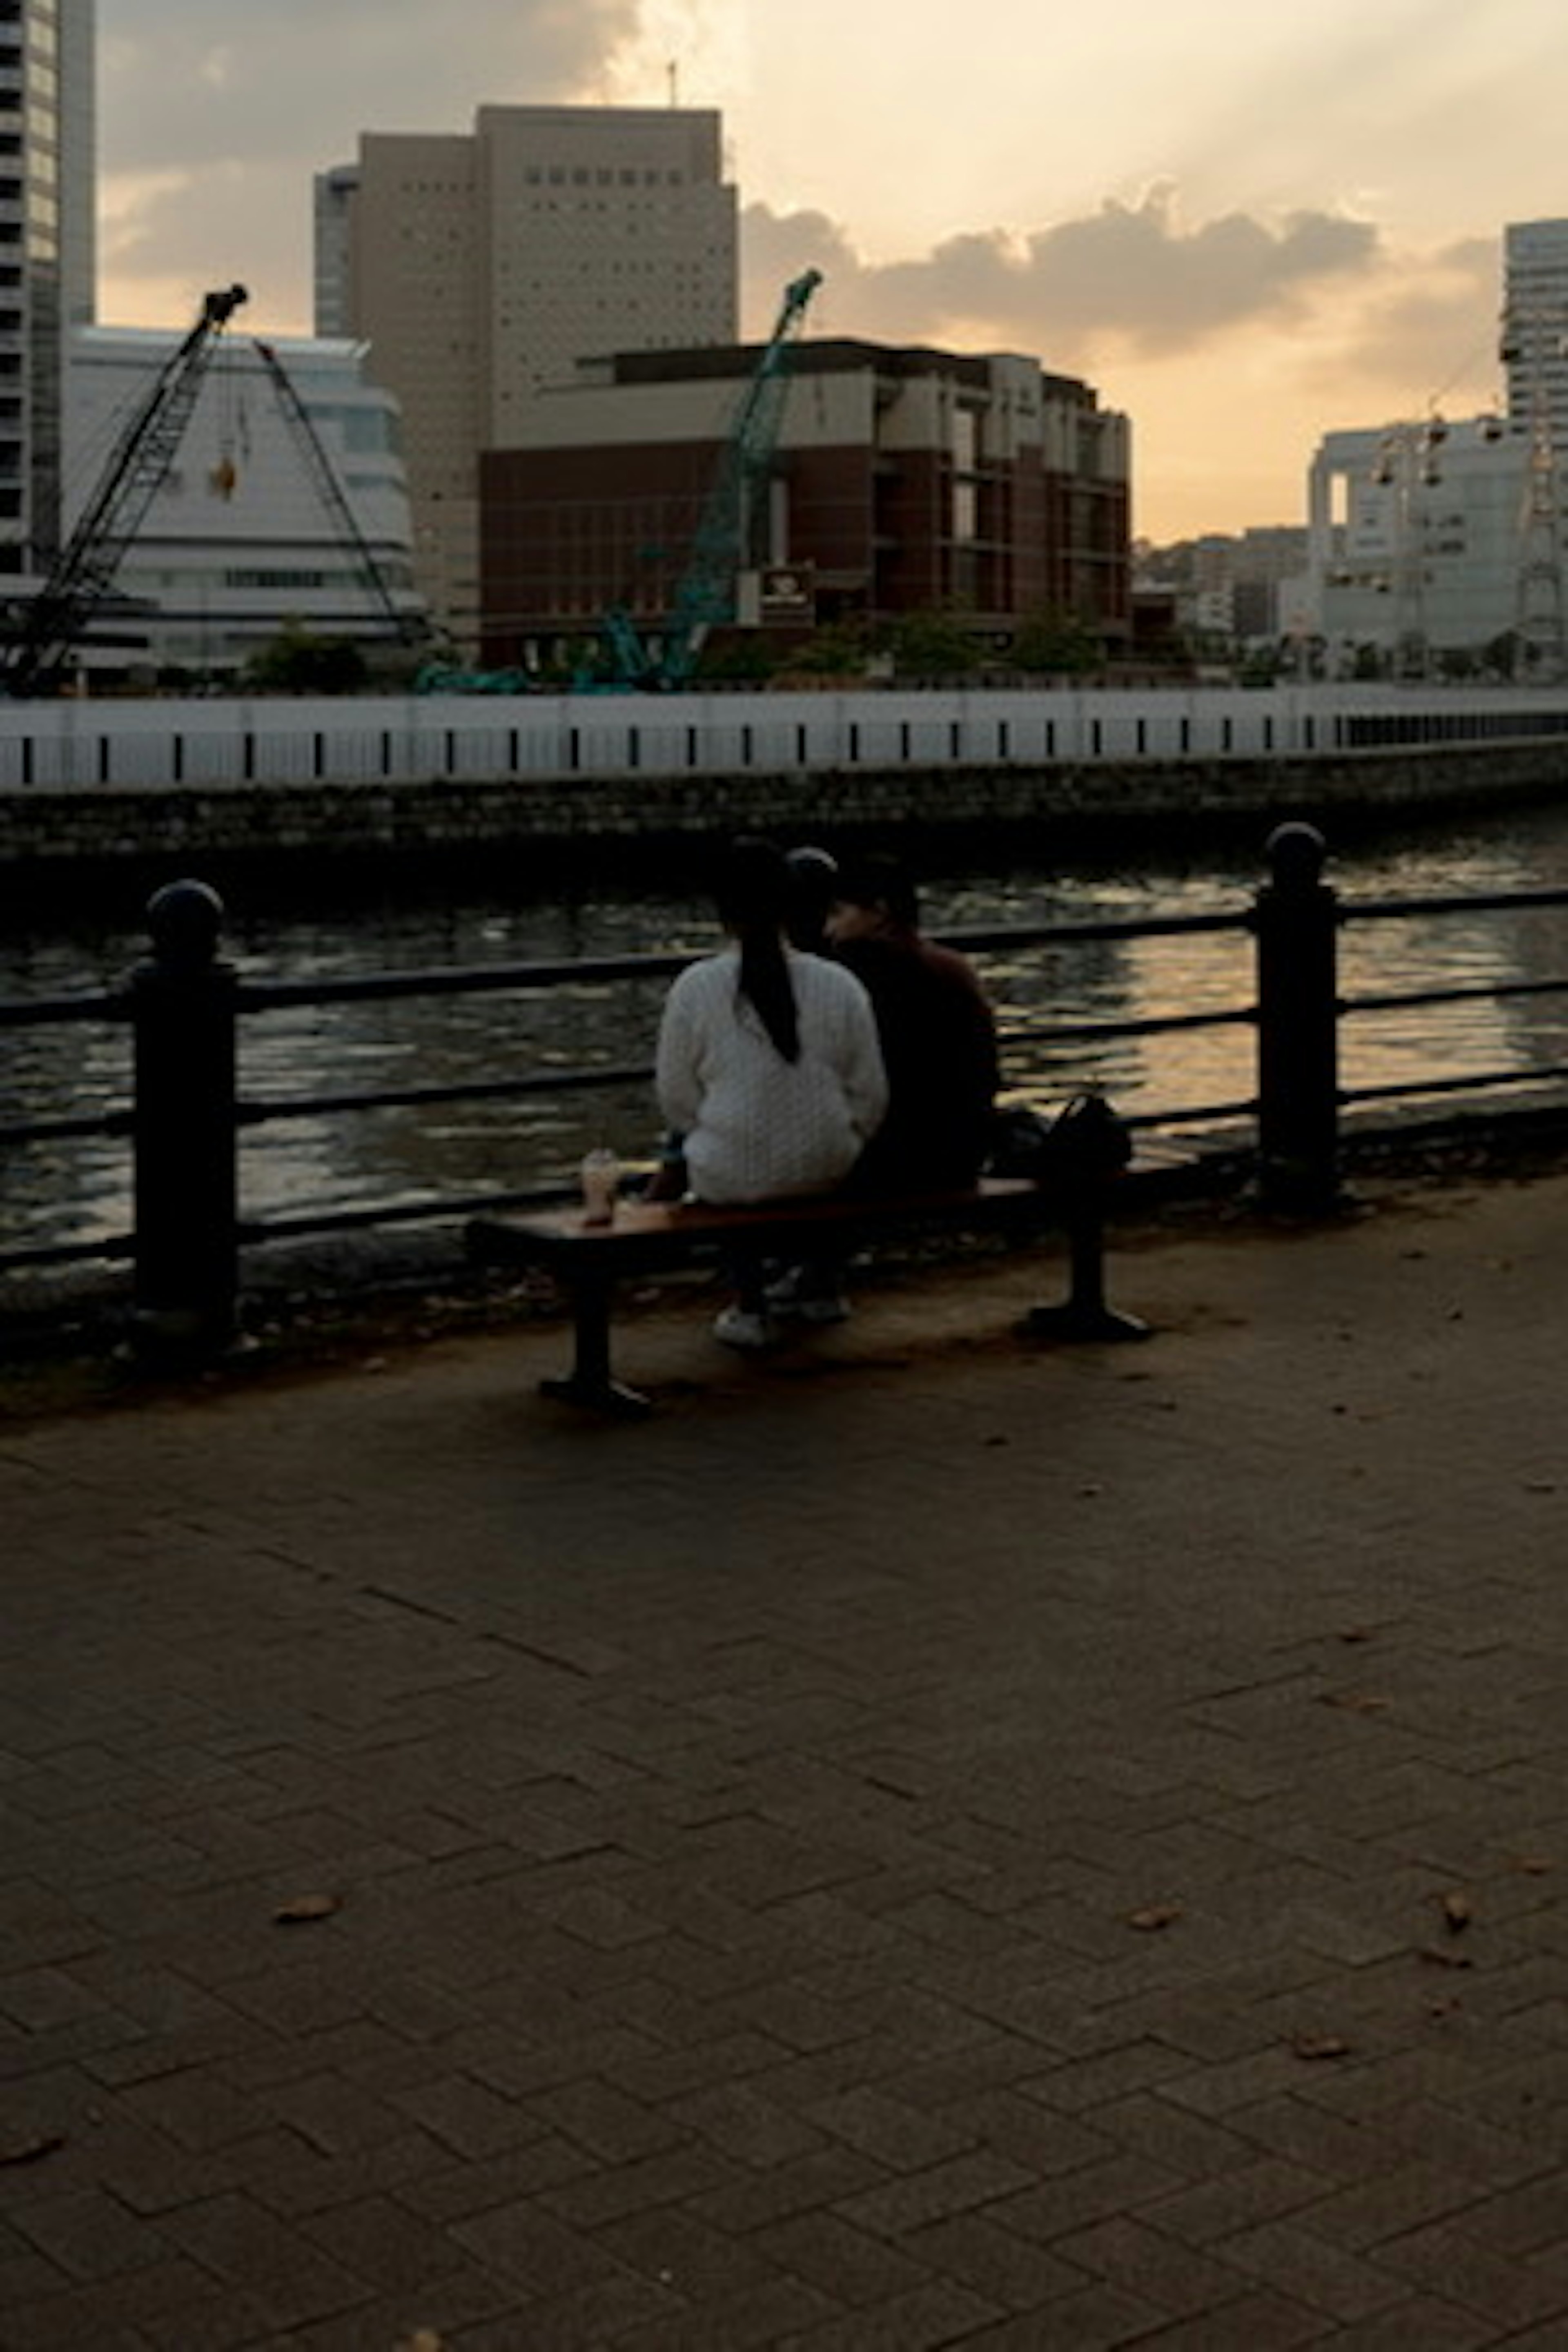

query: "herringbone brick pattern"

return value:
[2, 1174, 1567, 2345]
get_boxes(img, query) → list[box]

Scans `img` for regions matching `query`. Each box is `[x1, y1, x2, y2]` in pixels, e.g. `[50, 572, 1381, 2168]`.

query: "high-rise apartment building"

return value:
[2, 0, 95, 582]
[315, 105, 737, 648]
[1503, 219, 1568, 445]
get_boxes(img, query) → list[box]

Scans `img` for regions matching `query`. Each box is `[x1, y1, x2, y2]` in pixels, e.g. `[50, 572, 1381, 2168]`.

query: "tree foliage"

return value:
[244, 620, 368, 696]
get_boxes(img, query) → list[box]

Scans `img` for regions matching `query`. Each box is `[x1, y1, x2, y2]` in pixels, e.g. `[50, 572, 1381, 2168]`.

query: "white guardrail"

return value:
[2, 682, 1568, 792]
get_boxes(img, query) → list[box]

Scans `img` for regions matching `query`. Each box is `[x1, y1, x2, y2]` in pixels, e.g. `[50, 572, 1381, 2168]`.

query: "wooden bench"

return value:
[467, 1172, 1148, 1416]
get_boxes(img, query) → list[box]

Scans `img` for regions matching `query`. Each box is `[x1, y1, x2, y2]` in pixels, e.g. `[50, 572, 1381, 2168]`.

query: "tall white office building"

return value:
[1, 0, 96, 583]
[1503, 219, 1568, 444]
[314, 105, 737, 648]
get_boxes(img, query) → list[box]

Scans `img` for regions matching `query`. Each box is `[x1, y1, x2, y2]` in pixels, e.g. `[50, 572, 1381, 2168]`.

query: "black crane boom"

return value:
[251, 338, 425, 645]
[0, 283, 249, 697]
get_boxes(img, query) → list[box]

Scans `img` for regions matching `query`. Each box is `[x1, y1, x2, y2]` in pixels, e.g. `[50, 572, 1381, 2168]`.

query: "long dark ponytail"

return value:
[714, 836, 800, 1063]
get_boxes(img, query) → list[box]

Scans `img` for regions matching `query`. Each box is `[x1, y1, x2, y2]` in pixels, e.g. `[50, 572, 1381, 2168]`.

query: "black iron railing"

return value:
[4, 823, 1568, 1352]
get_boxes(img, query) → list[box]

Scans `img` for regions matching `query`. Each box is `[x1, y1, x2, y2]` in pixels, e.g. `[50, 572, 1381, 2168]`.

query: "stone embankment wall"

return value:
[3, 739, 1566, 891]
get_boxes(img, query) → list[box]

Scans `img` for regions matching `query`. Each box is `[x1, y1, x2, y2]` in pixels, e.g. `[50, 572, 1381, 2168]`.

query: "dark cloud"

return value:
[98, 0, 640, 323]
[102, 0, 640, 168]
[744, 187, 1384, 360]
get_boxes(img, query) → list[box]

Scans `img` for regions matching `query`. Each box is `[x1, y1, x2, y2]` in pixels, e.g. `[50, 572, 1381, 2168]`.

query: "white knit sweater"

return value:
[655, 947, 889, 1203]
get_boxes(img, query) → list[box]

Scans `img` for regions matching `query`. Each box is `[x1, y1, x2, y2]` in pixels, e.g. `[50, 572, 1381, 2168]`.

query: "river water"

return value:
[7, 804, 1568, 1258]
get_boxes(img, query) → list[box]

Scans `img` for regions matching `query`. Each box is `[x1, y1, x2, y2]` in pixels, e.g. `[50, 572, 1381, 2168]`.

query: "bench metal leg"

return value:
[539, 1270, 654, 1416]
[1021, 1204, 1149, 1345]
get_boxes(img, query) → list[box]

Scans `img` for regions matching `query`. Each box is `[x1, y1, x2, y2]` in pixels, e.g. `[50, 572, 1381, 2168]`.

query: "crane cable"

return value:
[209, 333, 239, 500]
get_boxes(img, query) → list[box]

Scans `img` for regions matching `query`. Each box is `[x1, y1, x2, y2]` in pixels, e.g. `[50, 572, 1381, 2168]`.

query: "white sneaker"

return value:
[764, 1267, 851, 1325]
[713, 1305, 779, 1352]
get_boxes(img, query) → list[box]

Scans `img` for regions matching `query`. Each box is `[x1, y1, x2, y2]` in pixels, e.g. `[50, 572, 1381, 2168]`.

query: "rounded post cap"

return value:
[1265, 822, 1328, 888]
[146, 878, 225, 967]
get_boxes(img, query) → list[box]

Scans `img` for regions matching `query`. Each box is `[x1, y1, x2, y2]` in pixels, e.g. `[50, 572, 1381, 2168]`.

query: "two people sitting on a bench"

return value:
[653, 836, 1000, 1350]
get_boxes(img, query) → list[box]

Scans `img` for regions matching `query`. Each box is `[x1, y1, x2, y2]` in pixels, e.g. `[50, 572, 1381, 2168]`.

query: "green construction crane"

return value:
[596, 267, 822, 690]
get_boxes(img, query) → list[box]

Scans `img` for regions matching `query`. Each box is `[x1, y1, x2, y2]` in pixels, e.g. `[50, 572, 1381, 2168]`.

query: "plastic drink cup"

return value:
[580, 1146, 619, 1224]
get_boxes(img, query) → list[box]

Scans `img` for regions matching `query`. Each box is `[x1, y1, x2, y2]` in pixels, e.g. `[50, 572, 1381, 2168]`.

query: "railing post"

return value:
[1253, 821, 1342, 1213]
[129, 879, 240, 1356]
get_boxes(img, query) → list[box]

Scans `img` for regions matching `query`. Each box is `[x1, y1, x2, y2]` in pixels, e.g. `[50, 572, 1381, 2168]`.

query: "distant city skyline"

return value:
[96, 0, 1568, 542]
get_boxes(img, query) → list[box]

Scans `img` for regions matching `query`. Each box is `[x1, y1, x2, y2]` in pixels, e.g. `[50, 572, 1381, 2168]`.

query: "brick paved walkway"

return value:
[3, 1175, 1568, 2348]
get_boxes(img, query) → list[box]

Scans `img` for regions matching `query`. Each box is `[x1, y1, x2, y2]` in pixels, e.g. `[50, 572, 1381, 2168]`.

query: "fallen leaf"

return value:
[0, 2132, 65, 2167]
[1338, 1626, 1374, 1645]
[1127, 1903, 1184, 1933]
[1523, 1481, 1557, 1495]
[274, 1892, 342, 1926]
[1292, 2032, 1352, 2060]
[1441, 1891, 1472, 1934]
[1511, 1854, 1555, 1876]
[1418, 1945, 1473, 1970]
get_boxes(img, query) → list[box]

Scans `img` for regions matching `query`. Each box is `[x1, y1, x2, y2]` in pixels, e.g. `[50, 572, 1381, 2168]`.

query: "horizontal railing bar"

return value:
[2, 1109, 130, 1146]
[0, 988, 122, 1028]
[238, 1064, 653, 1127]
[1343, 886, 1568, 923]
[1002, 1005, 1255, 1047]
[240, 1181, 577, 1245]
[0, 1229, 132, 1272]
[1118, 1095, 1258, 1128]
[240, 951, 692, 1011]
[1340, 1062, 1568, 1104]
[1342, 976, 1568, 1016]
[944, 912, 1253, 951]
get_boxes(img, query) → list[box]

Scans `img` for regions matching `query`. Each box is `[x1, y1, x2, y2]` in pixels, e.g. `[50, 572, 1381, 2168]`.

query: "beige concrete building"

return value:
[314, 106, 737, 651]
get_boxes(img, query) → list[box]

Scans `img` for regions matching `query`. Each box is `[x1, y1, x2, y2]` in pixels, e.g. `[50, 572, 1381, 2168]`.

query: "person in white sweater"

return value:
[655, 836, 888, 1348]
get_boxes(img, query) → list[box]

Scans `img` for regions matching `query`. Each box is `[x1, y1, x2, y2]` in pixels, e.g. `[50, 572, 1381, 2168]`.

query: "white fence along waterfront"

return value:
[4, 682, 1568, 792]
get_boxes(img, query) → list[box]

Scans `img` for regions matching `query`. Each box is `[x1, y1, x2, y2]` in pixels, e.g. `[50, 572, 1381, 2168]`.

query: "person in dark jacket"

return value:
[827, 854, 1000, 1193]
[766, 853, 1001, 1323]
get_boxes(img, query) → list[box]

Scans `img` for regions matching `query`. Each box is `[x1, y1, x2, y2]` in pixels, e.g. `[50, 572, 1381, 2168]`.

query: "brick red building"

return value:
[479, 339, 1130, 670]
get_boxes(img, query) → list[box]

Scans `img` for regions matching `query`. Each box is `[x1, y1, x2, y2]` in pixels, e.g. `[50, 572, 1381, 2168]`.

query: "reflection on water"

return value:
[6, 807, 1568, 1254]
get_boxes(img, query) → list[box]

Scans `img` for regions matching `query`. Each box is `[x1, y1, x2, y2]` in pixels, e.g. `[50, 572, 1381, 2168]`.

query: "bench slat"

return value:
[469, 1175, 1058, 1268]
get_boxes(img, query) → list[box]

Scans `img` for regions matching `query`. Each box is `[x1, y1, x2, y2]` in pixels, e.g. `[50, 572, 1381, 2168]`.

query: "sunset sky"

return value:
[98, 0, 1568, 541]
